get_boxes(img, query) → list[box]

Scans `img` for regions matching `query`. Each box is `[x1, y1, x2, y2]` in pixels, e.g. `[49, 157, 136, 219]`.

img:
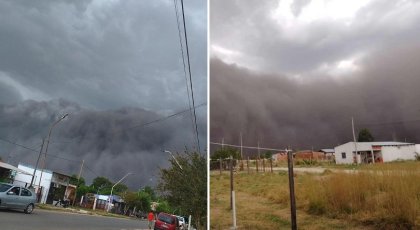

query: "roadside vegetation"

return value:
[210, 161, 420, 229]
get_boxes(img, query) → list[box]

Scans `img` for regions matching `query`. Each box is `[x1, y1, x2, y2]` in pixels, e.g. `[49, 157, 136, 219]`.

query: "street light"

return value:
[30, 113, 69, 188]
[107, 172, 132, 212]
[164, 150, 183, 170]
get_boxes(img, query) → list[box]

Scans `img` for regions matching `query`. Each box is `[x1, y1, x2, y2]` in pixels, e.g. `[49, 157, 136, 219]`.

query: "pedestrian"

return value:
[148, 211, 155, 230]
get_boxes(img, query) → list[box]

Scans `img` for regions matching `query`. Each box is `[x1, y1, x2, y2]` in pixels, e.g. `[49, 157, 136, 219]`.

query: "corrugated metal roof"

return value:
[350, 141, 414, 146]
[320, 149, 335, 153]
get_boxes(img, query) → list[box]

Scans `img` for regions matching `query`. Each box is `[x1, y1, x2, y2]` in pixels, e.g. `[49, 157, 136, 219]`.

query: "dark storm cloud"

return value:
[0, 0, 207, 188]
[210, 43, 420, 153]
[211, 0, 420, 74]
[0, 0, 206, 110]
[0, 99, 206, 188]
[210, 0, 420, 153]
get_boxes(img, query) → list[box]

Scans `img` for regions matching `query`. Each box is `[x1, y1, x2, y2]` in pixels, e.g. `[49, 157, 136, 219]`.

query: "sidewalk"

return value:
[36, 204, 133, 219]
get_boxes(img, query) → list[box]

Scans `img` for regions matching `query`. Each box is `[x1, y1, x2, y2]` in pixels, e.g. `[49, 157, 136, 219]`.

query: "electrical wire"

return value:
[180, 0, 201, 153]
[173, 0, 195, 144]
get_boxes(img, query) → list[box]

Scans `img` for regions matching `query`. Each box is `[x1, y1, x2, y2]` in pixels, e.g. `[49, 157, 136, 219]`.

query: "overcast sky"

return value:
[0, 0, 207, 188]
[211, 0, 420, 153]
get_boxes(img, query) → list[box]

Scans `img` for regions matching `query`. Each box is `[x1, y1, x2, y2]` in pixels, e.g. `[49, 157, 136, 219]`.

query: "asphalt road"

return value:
[0, 208, 150, 230]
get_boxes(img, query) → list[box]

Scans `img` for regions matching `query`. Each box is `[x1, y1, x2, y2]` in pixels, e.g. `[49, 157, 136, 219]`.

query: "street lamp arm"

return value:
[108, 172, 132, 212]
[164, 150, 183, 170]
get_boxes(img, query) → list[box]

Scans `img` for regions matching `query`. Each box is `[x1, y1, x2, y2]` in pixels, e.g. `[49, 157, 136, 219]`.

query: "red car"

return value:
[154, 212, 179, 230]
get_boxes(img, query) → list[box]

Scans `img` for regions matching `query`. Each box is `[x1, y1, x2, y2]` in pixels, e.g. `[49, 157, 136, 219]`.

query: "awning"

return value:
[0, 161, 32, 175]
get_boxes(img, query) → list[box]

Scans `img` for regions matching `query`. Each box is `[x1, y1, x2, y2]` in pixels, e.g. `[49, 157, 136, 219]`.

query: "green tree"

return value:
[123, 191, 151, 213]
[211, 147, 240, 160]
[263, 150, 273, 159]
[142, 186, 156, 201]
[155, 200, 171, 213]
[358, 128, 374, 142]
[158, 151, 206, 229]
[70, 174, 85, 187]
[92, 176, 112, 194]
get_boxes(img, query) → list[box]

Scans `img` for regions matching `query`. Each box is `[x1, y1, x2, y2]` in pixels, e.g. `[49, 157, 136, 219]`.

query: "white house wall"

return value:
[334, 142, 355, 164]
[14, 164, 53, 204]
[381, 145, 416, 162]
[416, 144, 420, 155]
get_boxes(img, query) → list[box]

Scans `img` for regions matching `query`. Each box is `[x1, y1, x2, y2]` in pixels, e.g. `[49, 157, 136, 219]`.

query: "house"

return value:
[319, 149, 335, 160]
[0, 161, 31, 183]
[294, 150, 327, 160]
[13, 163, 76, 204]
[334, 142, 418, 164]
[272, 151, 288, 161]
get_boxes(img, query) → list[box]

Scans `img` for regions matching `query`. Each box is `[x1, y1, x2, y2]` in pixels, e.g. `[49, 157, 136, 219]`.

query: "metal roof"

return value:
[320, 149, 335, 153]
[351, 141, 414, 146]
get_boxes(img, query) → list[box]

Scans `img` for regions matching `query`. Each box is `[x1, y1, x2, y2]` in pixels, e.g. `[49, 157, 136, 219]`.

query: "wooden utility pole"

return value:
[73, 159, 84, 206]
[230, 156, 234, 210]
[256, 158, 259, 172]
[219, 158, 222, 175]
[270, 158, 273, 173]
[287, 148, 297, 230]
[247, 157, 250, 174]
[352, 117, 359, 165]
[29, 138, 45, 188]
[263, 158, 266, 172]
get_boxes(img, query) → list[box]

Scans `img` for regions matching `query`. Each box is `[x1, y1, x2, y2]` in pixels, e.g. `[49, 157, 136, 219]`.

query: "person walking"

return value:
[148, 211, 155, 229]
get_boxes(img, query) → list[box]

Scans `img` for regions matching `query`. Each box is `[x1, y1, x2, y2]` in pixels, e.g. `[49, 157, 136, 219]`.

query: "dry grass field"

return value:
[210, 161, 420, 230]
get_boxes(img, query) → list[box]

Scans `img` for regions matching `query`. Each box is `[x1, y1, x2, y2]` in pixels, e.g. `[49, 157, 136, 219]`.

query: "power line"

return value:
[0, 137, 39, 153]
[113, 102, 206, 135]
[180, 0, 201, 153]
[84, 164, 100, 177]
[173, 0, 195, 143]
[46, 102, 206, 146]
[0, 136, 79, 163]
[210, 141, 288, 152]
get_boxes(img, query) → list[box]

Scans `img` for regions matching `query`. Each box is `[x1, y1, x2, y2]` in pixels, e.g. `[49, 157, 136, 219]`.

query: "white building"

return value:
[14, 163, 53, 204]
[334, 142, 417, 164]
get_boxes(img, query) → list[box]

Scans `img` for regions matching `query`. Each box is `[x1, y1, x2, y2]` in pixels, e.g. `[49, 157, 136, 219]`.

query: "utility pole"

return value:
[222, 137, 224, 150]
[29, 139, 45, 188]
[230, 156, 234, 210]
[352, 117, 359, 165]
[262, 158, 264, 172]
[258, 141, 260, 157]
[219, 158, 222, 175]
[287, 147, 297, 230]
[247, 157, 250, 174]
[229, 155, 237, 229]
[240, 133, 243, 159]
[73, 159, 84, 206]
[37, 114, 69, 196]
[270, 158, 273, 173]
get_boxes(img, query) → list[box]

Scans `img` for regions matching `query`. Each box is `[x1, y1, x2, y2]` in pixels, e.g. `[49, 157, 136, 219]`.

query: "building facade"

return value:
[334, 142, 417, 164]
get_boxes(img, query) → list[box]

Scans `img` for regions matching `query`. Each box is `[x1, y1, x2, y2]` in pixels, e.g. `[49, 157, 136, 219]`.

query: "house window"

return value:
[341, 152, 346, 159]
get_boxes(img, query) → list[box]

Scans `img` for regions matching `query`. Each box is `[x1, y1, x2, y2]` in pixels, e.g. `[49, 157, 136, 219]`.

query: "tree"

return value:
[358, 128, 374, 142]
[158, 151, 206, 229]
[142, 186, 156, 201]
[70, 174, 85, 187]
[211, 147, 240, 160]
[92, 176, 112, 194]
[123, 191, 151, 213]
[155, 200, 171, 213]
[263, 150, 273, 159]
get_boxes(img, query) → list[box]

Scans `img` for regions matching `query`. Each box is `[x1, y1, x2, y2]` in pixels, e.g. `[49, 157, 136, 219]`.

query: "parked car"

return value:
[154, 212, 179, 230]
[0, 183, 36, 214]
[176, 216, 186, 229]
